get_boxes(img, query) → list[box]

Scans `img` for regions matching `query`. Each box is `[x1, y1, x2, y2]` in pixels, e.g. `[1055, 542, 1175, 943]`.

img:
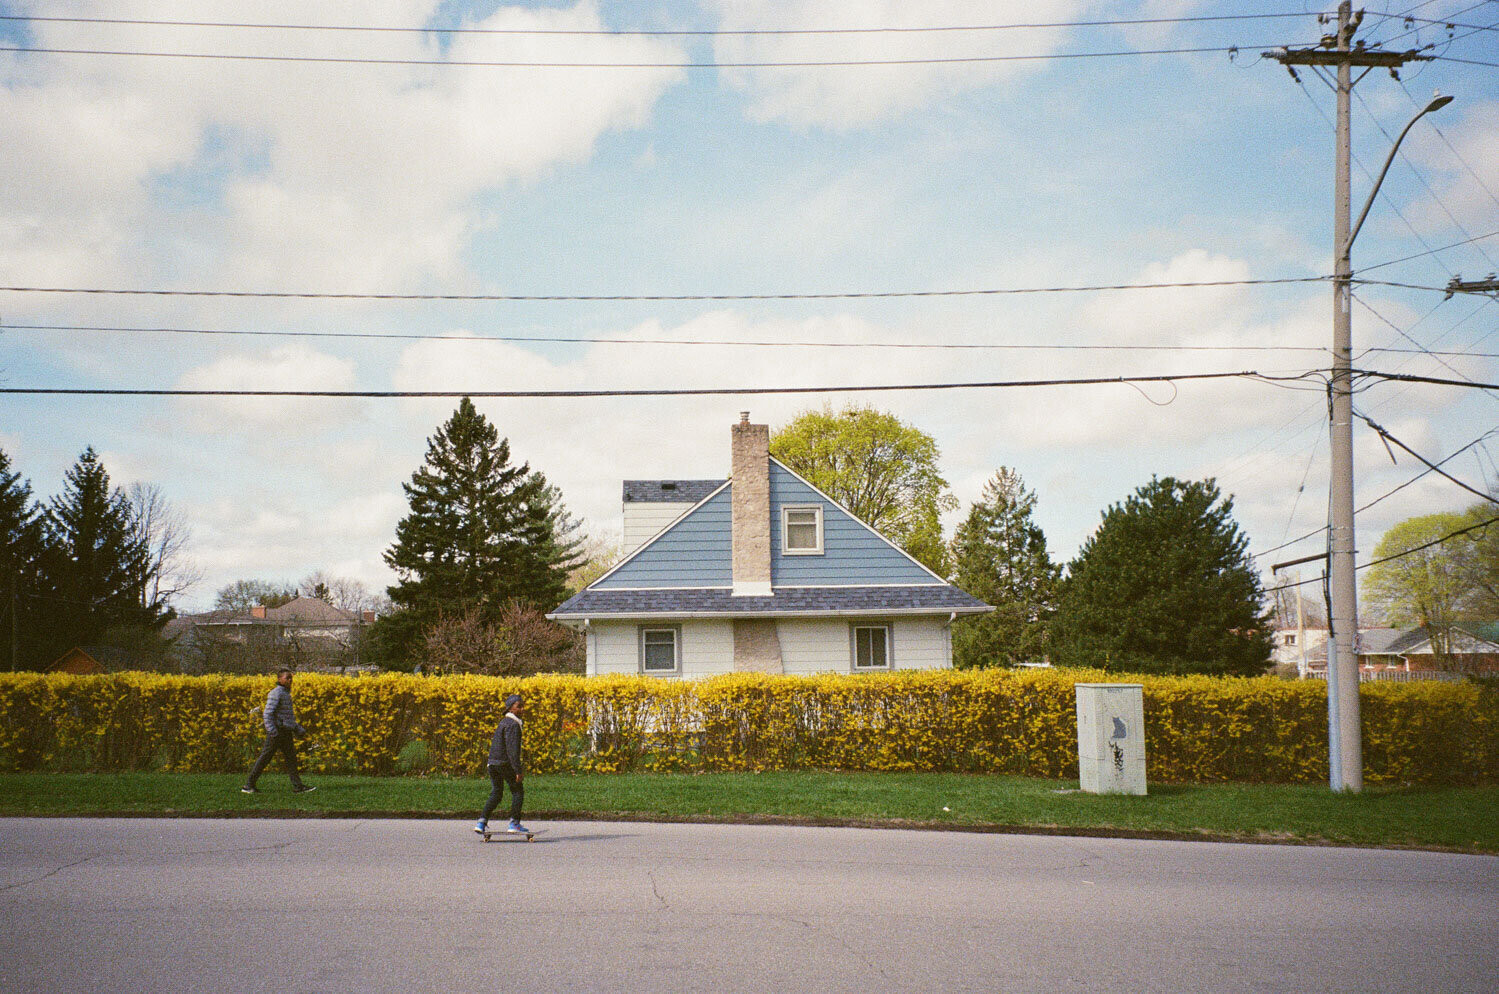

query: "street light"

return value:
[1326, 91, 1453, 791]
[1346, 95, 1454, 251]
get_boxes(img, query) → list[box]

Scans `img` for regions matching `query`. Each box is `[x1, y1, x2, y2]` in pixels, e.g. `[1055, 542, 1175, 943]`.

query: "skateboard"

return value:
[480, 828, 541, 842]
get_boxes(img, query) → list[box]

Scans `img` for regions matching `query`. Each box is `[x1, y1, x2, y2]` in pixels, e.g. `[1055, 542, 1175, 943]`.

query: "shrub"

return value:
[0, 670, 1494, 784]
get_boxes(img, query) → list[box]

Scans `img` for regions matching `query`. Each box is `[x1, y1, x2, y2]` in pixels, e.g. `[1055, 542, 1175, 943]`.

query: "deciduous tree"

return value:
[770, 404, 957, 575]
[1363, 511, 1475, 665]
[1051, 476, 1270, 676]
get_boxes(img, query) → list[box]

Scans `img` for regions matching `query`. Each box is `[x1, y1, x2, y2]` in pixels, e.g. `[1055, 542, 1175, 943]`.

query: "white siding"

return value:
[622, 502, 695, 554]
[588, 615, 952, 678]
[771, 616, 953, 675]
[588, 619, 734, 677]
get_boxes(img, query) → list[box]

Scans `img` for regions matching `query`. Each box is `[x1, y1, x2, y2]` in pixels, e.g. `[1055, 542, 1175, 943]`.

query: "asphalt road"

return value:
[1, 817, 1495, 993]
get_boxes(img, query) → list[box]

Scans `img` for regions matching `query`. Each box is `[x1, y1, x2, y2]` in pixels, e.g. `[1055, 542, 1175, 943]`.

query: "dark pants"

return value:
[481, 763, 522, 824]
[245, 730, 304, 789]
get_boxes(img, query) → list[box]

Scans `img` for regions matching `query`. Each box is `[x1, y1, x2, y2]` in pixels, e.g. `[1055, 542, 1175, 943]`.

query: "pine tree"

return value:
[41, 448, 169, 661]
[948, 468, 1061, 668]
[377, 398, 583, 663]
[1051, 476, 1271, 676]
[1, 448, 51, 669]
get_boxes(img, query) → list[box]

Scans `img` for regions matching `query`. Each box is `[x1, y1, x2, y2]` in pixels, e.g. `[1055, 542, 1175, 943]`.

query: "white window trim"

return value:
[849, 621, 893, 672]
[782, 504, 824, 556]
[638, 625, 682, 676]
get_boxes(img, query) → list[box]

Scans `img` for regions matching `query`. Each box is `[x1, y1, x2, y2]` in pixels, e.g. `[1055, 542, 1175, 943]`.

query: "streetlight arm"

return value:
[1343, 96, 1453, 254]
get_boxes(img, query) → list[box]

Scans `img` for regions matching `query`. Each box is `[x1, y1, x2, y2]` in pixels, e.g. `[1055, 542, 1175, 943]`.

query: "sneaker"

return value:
[507, 821, 530, 834]
[292, 784, 316, 794]
[473, 820, 488, 835]
[240, 786, 258, 794]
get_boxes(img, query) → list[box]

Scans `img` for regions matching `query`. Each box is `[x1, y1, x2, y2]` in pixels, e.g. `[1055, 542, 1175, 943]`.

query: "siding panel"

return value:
[768, 464, 939, 587]
[596, 489, 733, 589]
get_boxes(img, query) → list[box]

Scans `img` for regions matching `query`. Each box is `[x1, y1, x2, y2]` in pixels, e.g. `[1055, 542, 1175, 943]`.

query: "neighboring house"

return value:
[548, 413, 993, 678]
[1358, 623, 1499, 675]
[1292, 623, 1499, 680]
[1270, 627, 1330, 676]
[176, 596, 377, 671]
[47, 645, 155, 674]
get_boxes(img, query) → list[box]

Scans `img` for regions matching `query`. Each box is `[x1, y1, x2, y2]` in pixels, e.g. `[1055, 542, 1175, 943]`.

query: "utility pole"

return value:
[1268, 2, 1433, 792]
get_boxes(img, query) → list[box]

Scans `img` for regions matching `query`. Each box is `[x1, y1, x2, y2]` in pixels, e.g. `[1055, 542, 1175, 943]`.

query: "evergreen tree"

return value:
[1051, 476, 1271, 676]
[41, 448, 169, 661]
[948, 468, 1061, 668]
[0, 448, 51, 669]
[377, 398, 583, 663]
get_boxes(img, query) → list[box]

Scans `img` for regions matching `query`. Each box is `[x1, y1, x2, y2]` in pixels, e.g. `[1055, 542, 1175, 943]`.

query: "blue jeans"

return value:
[481, 764, 522, 823]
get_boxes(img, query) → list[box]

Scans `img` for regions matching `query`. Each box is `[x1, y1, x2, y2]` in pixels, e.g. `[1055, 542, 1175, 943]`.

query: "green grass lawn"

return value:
[2, 771, 1494, 853]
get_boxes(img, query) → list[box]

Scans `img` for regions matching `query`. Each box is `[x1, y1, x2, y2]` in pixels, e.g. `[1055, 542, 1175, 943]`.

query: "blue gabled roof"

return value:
[551, 584, 990, 619]
[554, 457, 993, 620]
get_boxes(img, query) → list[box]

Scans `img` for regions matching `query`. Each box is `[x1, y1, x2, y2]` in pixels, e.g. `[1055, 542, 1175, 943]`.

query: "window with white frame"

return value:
[782, 504, 824, 555]
[850, 623, 892, 671]
[639, 626, 681, 675]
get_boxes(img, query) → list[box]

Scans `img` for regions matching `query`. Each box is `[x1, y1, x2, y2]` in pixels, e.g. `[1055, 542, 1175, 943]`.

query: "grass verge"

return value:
[2, 771, 1495, 853]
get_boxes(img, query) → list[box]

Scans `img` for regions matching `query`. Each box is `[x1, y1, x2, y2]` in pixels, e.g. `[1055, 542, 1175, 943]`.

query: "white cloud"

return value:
[0, 2, 684, 291]
[175, 344, 362, 430]
[706, 0, 1088, 128]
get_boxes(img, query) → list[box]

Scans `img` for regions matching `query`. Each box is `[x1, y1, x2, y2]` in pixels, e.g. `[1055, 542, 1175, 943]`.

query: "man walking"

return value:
[475, 693, 529, 835]
[242, 669, 315, 794]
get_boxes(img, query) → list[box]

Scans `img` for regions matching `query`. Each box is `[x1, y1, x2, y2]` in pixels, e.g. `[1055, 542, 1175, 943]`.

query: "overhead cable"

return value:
[0, 42, 1287, 68]
[0, 322, 1335, 353]
[0, 275, 1327, 301]
[0, 369, 1263, 399]
[0, 12, 1331, 36]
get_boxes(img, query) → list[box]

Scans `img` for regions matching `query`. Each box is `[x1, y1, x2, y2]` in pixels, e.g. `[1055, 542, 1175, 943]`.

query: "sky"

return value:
[2, 0, 1496, 615]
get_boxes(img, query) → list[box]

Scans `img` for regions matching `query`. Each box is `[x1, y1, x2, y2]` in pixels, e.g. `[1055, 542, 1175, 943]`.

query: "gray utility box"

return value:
[1075, 683, 1147, 795]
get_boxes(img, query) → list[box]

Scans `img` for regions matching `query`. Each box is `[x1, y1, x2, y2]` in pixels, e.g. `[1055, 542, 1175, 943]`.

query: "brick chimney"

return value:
[250, 605, 267, 619]
[730, 411, 772, 597]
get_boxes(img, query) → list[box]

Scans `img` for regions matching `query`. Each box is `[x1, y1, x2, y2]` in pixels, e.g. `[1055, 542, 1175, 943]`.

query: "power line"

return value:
[1357, 228, 1499, 275]
[0, 322, 1335, 354]
[0, 369, 1265, 399]
[1358, 427, 1499, 515]
[0, 276, 1328, 302]
[1353, 410, 1499, 507]
[0, 12, 1327, 36]
[1359, 368, 1499, 390]
[1273, 513, 1499, 589]
[0, 42, 1287, 69]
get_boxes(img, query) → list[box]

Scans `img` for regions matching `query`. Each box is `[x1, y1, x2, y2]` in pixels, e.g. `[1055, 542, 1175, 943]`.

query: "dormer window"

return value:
[782, 504, 824, 555]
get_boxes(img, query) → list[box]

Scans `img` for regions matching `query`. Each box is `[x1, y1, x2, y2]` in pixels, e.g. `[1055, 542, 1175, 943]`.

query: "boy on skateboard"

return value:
[475, 693, 529, 836]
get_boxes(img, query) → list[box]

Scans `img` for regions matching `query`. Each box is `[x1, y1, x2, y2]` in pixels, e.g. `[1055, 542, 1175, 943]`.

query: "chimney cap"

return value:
[739, 411, 751, 425]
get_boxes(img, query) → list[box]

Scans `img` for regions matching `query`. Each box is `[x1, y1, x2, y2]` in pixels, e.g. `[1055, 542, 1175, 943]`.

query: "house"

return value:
[1270, 627, 1330, 677]
[175, 596, 377, 671]
[548, 413, 993, 677]
[47, 645, 155, 674]
[49, 647, 107, 674]
[1357, 623, 1499, 675]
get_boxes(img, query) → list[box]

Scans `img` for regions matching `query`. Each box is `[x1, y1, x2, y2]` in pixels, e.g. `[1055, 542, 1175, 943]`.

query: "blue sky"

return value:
[2, 1, 1496, 614]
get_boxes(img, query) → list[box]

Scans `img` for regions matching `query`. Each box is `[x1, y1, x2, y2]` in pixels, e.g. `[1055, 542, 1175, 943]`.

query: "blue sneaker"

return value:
[473, 820, 487, 835]
[507, 821, 530, 834]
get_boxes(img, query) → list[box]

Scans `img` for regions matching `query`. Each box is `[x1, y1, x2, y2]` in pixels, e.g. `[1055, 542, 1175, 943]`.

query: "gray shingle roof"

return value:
[622, 480, 725, 503]
[550, 584, 991, 619]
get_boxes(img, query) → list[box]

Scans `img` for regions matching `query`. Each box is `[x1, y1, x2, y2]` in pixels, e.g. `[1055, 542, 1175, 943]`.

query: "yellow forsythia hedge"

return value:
[0, 670, 1494, 784]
